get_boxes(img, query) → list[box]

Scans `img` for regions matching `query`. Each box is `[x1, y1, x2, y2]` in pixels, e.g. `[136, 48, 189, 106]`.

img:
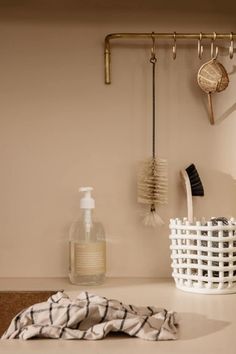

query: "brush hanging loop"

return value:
[150, 33, 157, 159]
[150, 34, 158, 217]
[229, 32, 234, 59]
[210, 32, 219, 59]
[150, 32, 157, 64]
[198, 32, 204, 59]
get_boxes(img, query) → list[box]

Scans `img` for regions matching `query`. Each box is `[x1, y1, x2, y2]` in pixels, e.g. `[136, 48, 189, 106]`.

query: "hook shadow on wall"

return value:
[104, 32, 235, 125]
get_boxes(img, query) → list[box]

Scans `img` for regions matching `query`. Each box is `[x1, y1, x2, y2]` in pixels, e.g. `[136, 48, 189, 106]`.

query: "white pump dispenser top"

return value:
[79, 187, 95, 209]
[79, 187, 95, 234]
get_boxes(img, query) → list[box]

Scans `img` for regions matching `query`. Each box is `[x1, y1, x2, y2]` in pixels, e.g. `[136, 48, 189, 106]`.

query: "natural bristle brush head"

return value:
[138, 158, 168, 227]
[185, 164, 204, 197]
[138, 158, 168, 205]
[143, 204, 165, 227]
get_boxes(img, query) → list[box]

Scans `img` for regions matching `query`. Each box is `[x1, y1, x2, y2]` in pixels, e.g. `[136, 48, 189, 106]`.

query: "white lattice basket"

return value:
[169, 218, 236, 294]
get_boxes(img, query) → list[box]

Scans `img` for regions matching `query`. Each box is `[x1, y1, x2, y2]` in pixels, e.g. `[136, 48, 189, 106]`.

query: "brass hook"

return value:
[172, 32, 177, 60]
[150, 32, 157, 63]
[198, 32, 203, 59]
[211, 32, 219, 59]
[229, 32, 234, 59]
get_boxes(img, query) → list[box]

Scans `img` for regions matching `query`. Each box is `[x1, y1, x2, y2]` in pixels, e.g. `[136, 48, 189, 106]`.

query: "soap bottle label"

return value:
[71, 241, 106, 276]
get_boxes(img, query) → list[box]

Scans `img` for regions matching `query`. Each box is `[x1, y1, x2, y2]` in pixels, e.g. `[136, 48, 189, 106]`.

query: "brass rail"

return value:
[104, 32, 236, 84]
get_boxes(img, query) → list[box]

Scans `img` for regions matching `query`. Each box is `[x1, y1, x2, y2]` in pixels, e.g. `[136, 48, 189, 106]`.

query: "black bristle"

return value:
[185, 164, 204, 196]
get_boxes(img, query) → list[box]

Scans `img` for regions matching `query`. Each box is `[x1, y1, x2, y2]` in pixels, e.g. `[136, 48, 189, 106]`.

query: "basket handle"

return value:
[207, 93, 215, 125]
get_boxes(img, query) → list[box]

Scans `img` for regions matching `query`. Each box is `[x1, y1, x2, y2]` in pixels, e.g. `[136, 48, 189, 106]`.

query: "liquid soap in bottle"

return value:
[69, 187, 106, 285]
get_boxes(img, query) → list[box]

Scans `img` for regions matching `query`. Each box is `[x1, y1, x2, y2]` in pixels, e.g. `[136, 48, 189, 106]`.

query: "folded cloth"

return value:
[2, 291, 178, 341]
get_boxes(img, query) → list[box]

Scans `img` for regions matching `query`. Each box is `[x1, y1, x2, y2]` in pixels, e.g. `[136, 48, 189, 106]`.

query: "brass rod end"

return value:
[104, 50, 111, 84]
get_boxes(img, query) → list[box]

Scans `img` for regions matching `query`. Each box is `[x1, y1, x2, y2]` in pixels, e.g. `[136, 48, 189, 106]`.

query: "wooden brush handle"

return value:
[180, 170, 193, 223]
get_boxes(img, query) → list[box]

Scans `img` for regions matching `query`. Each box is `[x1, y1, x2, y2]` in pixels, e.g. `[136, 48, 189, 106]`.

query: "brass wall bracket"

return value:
[104, 32, 235, 84]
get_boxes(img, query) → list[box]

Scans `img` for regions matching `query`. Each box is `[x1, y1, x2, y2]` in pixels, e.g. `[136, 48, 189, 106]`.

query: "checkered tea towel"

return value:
[2, 291, 178, 340]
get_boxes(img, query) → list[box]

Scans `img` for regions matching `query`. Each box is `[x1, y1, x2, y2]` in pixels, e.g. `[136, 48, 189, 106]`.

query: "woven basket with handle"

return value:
[197, 58, 229, 124]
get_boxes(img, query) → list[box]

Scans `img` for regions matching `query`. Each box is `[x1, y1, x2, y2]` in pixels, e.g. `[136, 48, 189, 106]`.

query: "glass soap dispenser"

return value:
[69, 187, 106, 285]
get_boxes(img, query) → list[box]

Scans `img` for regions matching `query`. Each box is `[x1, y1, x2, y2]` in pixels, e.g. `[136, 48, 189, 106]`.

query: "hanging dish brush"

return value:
[137, 34, 168, 227]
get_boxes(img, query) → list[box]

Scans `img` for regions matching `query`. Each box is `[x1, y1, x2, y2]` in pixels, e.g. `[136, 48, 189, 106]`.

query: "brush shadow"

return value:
[227, 64, 236, 76]
[194, 169, 236, 219]
[105, 312, 230, 341]
[193, 83, 236, 126]
[215, 101, 236, 124]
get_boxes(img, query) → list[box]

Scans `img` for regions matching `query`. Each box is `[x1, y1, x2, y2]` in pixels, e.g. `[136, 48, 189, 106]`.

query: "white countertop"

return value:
[0, 277, 235, 354]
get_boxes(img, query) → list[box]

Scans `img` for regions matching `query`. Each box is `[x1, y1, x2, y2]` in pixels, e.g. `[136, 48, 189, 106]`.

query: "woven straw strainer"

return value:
[197, 58, 229, 124]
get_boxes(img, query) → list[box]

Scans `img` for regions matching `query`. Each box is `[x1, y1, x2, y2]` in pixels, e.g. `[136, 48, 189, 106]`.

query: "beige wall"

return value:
[0, 1, 236, 277]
